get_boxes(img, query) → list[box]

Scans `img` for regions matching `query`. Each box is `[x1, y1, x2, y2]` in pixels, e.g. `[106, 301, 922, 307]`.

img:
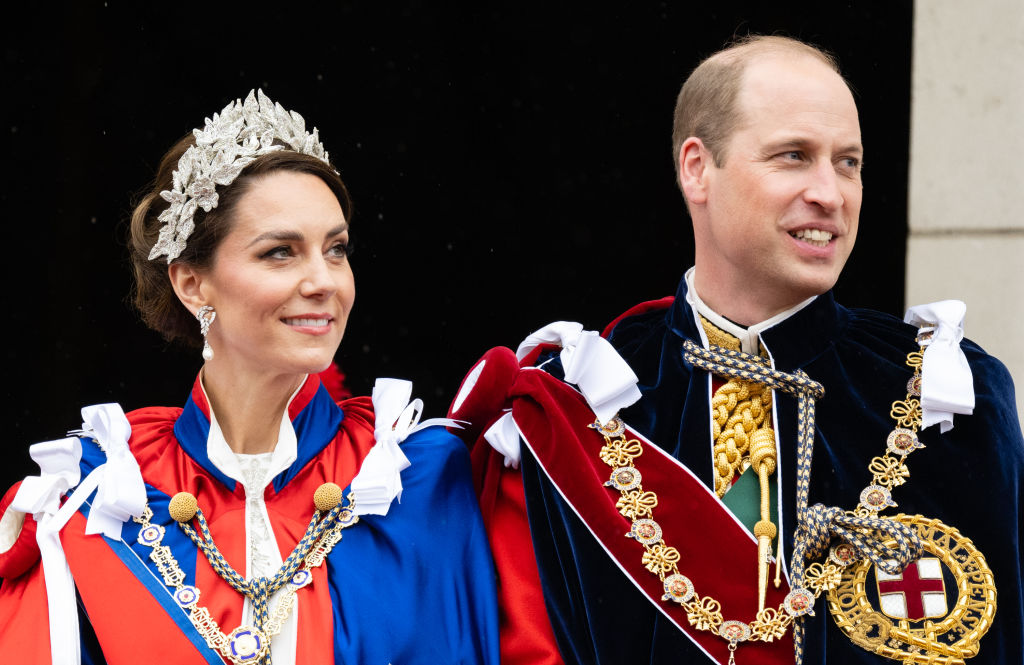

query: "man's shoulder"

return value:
[602, 296, 676, 338]
[842, 303, 1019, 433]
[844, 304, 1008, 374]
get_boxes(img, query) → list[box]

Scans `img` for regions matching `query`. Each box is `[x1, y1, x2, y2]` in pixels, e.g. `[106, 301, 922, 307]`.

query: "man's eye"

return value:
[782, 151, 802, 160]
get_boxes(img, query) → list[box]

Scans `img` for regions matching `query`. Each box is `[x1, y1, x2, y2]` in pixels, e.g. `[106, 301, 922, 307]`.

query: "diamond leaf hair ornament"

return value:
[148, 89, 332, 263]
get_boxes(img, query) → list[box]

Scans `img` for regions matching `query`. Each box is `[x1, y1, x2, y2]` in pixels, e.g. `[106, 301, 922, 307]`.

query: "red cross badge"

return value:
[876, 557, 947, 621]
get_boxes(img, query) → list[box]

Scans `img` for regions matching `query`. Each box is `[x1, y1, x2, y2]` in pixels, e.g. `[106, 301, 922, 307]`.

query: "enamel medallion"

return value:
[827, 514, 996, 663]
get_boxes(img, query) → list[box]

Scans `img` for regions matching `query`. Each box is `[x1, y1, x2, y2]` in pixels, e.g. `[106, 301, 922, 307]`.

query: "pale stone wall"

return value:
[907, 0, 1024, 423]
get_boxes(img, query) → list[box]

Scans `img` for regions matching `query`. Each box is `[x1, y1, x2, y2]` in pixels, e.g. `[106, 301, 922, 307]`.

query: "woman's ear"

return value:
[167, 262, 208, 316]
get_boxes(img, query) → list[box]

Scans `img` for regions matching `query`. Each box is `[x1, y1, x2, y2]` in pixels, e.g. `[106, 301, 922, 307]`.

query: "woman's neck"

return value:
[200, 362, 305, 455]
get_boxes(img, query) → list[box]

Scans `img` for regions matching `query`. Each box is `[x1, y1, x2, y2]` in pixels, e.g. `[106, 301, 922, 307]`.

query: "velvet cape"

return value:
[0, 375, 499, 665]
[476, 276, 1023, 664]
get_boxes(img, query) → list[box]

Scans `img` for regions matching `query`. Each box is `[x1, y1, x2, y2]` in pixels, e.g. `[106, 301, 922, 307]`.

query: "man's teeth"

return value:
[286, 318, 329, 327]
[791, 229, 833, 248]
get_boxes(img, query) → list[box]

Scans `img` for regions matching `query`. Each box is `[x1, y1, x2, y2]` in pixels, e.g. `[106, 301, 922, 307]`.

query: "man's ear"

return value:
[167, 262, 208, 316]
[678, 136, 712, 205]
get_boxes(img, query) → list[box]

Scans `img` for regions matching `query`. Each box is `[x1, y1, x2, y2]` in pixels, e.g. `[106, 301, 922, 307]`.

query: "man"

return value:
[450, 35, 1023, 664]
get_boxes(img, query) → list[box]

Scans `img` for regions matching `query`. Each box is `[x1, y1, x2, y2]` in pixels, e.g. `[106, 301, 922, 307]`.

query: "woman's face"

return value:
[197, 170, 355, 380]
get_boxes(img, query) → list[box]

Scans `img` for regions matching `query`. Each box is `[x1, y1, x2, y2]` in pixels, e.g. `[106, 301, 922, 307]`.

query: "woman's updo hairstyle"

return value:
[129, 133, 352, 347]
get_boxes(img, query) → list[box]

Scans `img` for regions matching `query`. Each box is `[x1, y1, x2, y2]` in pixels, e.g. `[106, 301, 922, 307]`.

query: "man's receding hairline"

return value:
[705, 35, 840, 73]
[726, 49, 849, 142]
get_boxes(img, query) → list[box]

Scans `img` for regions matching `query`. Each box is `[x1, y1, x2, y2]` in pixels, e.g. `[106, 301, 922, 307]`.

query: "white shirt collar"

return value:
[201, 376, 303, 495]
[684, 267, 817, 355]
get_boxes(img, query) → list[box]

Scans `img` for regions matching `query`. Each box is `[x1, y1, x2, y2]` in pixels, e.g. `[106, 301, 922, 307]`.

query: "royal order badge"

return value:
[827, 514, 996, 663]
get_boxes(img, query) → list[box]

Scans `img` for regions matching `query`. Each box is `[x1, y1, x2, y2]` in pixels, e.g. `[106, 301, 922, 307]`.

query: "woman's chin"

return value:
[284, 350, 337, 376]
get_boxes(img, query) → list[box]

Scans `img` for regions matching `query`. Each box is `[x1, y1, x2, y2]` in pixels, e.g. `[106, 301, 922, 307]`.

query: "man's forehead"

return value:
[733, 54, 862, 141]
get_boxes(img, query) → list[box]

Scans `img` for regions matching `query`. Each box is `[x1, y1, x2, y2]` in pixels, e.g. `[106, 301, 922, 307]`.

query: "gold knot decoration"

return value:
[313, 482, 344, 512]
[168, 492, 199, 523]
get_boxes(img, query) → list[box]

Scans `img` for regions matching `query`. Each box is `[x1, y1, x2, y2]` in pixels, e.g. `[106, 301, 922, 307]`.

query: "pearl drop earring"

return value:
[197, 306, 217, 361]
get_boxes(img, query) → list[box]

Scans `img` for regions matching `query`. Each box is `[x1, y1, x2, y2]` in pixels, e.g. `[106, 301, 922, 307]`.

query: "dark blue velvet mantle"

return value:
[520, 276, 1024, 664]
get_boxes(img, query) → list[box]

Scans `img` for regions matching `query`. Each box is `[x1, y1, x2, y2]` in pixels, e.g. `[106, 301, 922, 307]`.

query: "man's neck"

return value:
[685, 268, 816, 355]
[691, 267, 820, 327]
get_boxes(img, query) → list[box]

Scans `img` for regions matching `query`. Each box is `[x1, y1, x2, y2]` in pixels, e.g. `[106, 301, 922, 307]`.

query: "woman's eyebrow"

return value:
[247, 230, 304, 247]
[325, 223, 349, 237]
[245, 223, 348, 248]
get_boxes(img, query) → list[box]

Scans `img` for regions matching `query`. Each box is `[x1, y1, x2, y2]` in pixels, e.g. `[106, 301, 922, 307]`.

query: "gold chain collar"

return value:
[131, 485, 358, 665]
[590, 333, 993, 663]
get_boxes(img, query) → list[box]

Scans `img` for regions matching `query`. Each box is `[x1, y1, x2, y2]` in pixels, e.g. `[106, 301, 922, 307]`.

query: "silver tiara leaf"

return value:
[148, 89, 331, 262]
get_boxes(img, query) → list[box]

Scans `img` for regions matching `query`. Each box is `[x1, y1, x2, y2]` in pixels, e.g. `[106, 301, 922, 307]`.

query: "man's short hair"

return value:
[671, 35, 843, 172]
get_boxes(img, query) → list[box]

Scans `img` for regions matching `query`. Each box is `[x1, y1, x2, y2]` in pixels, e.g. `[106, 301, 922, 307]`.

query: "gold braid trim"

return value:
[700, 316, 775, 497]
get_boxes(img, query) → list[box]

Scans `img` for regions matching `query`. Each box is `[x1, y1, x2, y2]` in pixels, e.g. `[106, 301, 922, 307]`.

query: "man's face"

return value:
[695, 54, 863, 320]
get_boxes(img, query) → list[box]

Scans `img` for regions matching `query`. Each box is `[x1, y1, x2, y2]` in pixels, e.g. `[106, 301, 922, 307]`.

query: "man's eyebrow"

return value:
[761, 138, 864, 156]
[245, 223, 349, 248]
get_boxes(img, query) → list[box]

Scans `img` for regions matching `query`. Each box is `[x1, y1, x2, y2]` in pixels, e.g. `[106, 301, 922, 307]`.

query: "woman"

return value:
[0, 90, 498, 665]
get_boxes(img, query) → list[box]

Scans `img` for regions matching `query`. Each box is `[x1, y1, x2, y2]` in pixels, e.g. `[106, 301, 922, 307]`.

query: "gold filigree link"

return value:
[306, 519, 346, 568]
[642, 543, 681, 574]
[868, 455, 910, 489]
[685, 595, 725, 632]
[749, 607, 791, 642]
[599, 437, 644, 467]
[906, 351, 923, 371]
[151, 544, 186, 586]
[889, 398, 922, 430]
[803, 562, 843, 593]
[263, 587, 298, 636]
[616, 489, 658, 519]
[190, 606, 229, 651]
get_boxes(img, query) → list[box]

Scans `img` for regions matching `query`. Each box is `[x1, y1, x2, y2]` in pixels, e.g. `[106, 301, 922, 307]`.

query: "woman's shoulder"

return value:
[125, 405, 183, 442]
[120, 405, 186, 475]
[402, 424, 469, 460]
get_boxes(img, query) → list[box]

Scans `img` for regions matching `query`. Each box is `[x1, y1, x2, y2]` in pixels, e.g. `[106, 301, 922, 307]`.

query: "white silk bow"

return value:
[73, 404, 147, 539]
[516, 321, 642, 425]
[12, 437, 84, 665]
[904, 300, 975, 433]
[11, 403, 145, 665]
[352, 378, 461, 516]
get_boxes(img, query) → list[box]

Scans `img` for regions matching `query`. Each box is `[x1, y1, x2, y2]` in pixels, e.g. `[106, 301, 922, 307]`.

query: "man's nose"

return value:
[803, 162, 845, 212]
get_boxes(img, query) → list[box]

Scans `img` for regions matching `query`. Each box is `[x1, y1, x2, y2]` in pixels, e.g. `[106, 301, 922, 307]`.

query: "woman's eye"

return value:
[261, 245, 292, 260]
[782, 151, 802, 161]
[328, 242, 352, 258]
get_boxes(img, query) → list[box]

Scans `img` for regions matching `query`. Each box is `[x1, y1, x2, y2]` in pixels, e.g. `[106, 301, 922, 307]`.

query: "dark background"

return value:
[1, 1, 913, 489]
